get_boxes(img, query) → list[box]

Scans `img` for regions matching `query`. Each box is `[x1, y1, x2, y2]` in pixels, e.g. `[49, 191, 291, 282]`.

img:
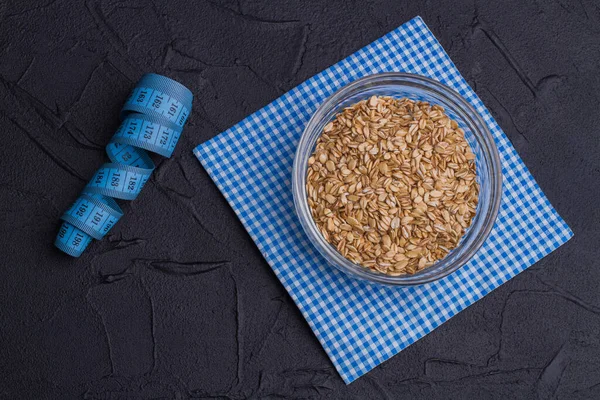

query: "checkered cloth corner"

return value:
[194, 16, 573, 383]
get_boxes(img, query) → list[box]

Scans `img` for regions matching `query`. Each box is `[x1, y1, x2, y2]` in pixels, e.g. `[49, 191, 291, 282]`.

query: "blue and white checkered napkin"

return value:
[194, 16, 573, 383]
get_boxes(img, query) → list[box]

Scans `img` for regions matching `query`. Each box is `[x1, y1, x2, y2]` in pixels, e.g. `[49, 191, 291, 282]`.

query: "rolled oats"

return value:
[306, 96, 479, 275]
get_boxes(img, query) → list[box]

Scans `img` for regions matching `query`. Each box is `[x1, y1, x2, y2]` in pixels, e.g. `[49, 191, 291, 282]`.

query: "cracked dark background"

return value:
[0, 0, 598, 399]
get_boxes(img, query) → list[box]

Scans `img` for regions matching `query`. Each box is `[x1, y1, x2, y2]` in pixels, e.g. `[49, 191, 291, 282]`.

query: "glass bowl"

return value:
[292, 73, 502, 286]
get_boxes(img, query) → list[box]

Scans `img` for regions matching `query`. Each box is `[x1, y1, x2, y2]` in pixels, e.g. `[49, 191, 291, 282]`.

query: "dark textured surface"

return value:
[0, 0, 598, 398]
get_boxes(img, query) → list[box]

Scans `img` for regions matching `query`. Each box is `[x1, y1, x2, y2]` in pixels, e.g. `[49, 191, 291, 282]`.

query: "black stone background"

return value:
[0, 0, 598, 399]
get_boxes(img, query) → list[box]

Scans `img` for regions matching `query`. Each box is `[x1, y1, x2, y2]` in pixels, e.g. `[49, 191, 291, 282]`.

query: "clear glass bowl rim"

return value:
[292, 72, 503, 286]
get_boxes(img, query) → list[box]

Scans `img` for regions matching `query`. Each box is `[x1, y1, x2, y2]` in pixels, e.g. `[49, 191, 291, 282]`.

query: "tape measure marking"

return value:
[60, 194, 123, 240]
[106, 142, 155, 168]
[84, 162, 153, 201]
[123, 88, 190, 128]
[122, 73, 192, 128]
[112, 113, 181, 158]
[55, 222, 94, 257]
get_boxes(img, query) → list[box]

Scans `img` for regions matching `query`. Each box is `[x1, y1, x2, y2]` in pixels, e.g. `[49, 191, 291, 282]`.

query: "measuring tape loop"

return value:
[121, 73, 192, 128]
[55, 74, 192, 257]
[84, 162, 153, 201]
[55, 222, 94, 257]
[112, 113, 182, 158]
[60, 193, 123, 240]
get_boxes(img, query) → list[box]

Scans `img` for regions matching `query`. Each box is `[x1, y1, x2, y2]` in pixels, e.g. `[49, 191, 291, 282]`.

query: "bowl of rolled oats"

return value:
[292, 73, 502, 285]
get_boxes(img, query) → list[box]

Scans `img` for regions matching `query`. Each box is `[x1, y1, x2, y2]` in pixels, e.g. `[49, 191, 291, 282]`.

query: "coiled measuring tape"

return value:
[55, 73, 193, 257]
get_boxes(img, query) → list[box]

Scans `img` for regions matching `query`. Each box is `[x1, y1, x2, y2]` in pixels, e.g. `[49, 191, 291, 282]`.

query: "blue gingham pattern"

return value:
[194, 16, 573, 383]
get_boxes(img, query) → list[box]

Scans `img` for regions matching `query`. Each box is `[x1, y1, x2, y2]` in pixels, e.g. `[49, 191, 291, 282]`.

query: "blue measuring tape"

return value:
[55, 73, 193, 257]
